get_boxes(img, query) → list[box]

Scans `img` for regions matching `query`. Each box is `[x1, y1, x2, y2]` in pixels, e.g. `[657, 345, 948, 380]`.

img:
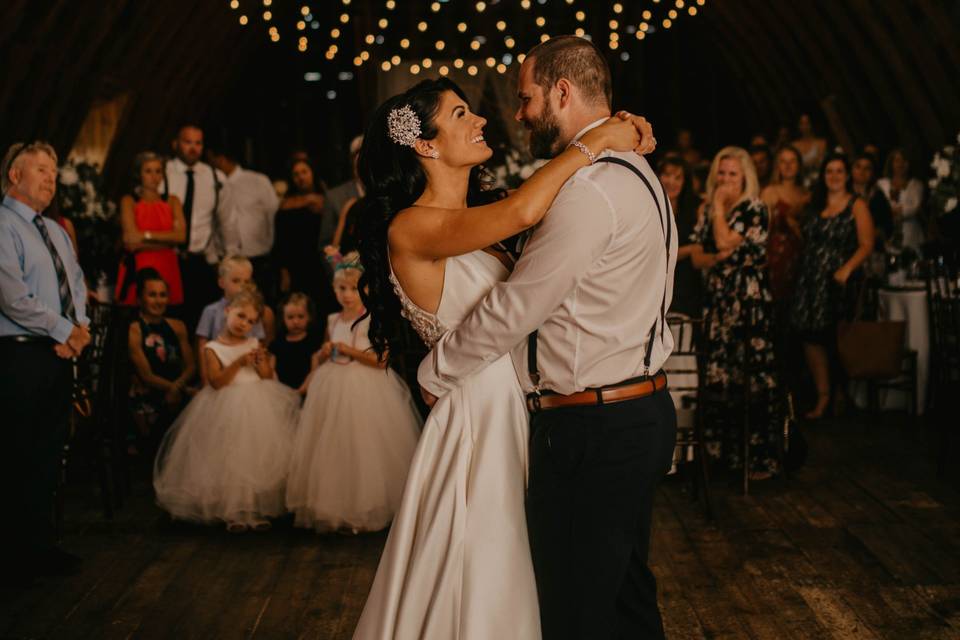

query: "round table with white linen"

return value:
[875, 284, 929, 414]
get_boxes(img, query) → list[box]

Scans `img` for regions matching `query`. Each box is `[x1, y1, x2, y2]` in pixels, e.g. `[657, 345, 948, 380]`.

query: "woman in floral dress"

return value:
[792, 152, 875, 419]
[690, 147, 780, 479]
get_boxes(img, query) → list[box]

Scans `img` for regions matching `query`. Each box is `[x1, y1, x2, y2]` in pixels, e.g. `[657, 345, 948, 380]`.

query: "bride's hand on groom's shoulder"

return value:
[615, 111, 657, 156]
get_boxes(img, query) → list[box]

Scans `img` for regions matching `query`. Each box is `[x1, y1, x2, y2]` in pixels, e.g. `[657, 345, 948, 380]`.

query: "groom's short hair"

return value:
[526, 36, 612, 110]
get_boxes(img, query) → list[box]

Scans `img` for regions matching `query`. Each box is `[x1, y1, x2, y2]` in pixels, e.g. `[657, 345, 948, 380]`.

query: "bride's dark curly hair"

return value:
[357, 78, 502, 363]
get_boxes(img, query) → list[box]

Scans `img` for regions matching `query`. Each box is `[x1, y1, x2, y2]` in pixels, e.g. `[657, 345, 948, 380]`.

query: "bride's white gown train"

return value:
[353, 250, 541, 639]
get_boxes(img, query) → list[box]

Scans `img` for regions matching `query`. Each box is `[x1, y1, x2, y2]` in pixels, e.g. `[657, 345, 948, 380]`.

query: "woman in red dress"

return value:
[116, 152, 186, 306]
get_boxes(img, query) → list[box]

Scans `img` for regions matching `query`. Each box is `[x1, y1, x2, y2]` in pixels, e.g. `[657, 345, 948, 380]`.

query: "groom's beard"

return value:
[527, 104, 563, 159]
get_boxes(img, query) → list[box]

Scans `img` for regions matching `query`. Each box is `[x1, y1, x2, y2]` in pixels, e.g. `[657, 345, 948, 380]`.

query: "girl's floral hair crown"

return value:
[326, 249, 364, 274]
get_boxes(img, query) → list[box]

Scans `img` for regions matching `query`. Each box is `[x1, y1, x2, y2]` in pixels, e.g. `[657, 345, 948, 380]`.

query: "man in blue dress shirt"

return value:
[0, 141, 90, 580]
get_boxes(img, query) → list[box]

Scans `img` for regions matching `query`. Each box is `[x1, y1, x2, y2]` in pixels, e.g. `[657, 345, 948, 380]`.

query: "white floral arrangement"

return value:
[57, 160, 119, 275]
[489, 147, 547, 189]
[928, 131, 960, 218]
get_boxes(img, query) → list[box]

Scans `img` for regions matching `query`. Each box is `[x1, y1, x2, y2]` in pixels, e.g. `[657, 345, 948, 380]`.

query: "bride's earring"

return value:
[430, 150, 439, 159]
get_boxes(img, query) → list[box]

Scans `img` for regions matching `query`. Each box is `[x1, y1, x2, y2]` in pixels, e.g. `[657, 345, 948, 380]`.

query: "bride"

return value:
[353, 77, 654, 639]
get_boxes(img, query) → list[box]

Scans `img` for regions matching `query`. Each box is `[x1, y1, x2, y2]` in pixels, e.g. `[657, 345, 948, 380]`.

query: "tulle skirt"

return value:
[286, 362, 422, 532]
[153, 379, 300, 524]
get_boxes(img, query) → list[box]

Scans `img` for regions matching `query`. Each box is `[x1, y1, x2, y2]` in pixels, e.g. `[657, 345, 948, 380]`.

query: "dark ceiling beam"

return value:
[848, 0, 944, 153]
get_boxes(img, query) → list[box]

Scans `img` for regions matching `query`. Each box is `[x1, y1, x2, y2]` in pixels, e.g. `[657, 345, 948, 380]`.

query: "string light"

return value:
[439, 65, 449, 76]
[243, 0, 706, 77]
[229, 0, 239, 8]
[496, 63, 507, 73]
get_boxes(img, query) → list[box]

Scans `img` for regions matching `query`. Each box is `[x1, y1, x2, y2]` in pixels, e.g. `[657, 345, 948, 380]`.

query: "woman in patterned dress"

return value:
[792, 152, 875, 419]
[690, 146, 780, 479]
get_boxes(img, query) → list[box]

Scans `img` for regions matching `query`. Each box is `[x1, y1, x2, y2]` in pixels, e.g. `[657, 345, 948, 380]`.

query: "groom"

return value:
[418, 35, 677, 639]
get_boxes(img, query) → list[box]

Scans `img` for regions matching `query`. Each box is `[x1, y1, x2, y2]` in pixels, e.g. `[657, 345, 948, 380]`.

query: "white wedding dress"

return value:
[353, 250, 541, 639]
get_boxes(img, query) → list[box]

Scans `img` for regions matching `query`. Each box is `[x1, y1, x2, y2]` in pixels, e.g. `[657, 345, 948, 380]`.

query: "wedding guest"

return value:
[658, 155, 703, 317]
[761, 145, 810, 393]
[690, 146, 780, 479]
[160, 124, 239, 329]
[196, 255, 274, 385]
[115, 151, 186, 306]
[761, 145, 810, 304]
[154, 286, 299, 533]
[750, 133, 770, 148]
[792, 152, 875, 419]
[324, 135, 366, 216]
[274, 157, 337, 315]
[327, 136, 367, 255]
[1, 141, 90, 578]
[207, 142, 279, 301]
[851, 152, 893, 245]
[792, 113, 827, 186]
[127, 268, 194, 454]
[269, 292, 320, 393]
[673, 128, 703, 169]
[750, 144, 774, 189]
[877, 148, 925, 251]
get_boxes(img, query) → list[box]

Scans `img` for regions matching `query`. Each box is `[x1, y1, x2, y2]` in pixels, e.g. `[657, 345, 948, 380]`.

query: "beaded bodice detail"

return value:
[389, 270, 448, 348]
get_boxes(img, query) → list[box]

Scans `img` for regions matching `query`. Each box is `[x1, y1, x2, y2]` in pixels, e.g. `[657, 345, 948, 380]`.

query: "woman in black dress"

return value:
[690, 146, 780, 479]
[127, 268, 195, 454]
[792, 152, 875, 419]
[274, 158, 338, 316]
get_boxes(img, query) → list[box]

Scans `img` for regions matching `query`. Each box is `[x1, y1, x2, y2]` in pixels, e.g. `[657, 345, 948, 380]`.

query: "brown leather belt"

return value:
[527, 371, 668, 413]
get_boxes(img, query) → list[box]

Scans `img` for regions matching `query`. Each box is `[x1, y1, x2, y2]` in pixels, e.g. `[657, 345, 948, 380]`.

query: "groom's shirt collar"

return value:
[572, 118, 609, 143]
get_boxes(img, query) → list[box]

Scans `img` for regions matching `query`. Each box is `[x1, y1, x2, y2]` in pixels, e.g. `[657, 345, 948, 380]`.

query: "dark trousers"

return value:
[180, 252, 219, 333]
[0, 340, 73, 558]
[527, 388, 677, 640]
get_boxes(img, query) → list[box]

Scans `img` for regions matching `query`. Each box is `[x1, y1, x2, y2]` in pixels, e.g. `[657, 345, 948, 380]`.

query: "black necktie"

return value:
[183, 168, 195, 249]
[32, 215, 76, 322]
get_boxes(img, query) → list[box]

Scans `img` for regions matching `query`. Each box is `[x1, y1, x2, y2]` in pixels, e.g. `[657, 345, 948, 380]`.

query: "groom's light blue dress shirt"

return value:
[0, 195, 88, 342]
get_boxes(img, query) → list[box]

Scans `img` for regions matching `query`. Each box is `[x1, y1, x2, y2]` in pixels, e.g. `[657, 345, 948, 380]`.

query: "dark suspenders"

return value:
[527, 156, 673, 394]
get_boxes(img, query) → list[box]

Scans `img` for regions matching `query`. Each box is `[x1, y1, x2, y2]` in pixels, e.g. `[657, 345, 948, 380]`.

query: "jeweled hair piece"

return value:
[387, 104, 421, 148]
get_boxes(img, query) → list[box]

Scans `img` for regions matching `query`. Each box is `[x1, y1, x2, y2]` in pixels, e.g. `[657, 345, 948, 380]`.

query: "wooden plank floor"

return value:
[2, 413, 958, 639]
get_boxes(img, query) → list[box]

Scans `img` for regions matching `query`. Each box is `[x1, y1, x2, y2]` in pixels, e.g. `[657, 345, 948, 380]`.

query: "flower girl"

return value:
[154, 286, 300, 532]
[286, 252, 422, 533]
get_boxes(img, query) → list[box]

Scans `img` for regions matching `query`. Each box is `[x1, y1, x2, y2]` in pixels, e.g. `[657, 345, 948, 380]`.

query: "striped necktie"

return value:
[32, 215, 76, 322]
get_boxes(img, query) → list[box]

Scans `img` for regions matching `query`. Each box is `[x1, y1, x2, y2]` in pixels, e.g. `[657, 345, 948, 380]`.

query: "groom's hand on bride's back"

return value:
[420, 385, 438, 408]
[614, 111, 657, 156]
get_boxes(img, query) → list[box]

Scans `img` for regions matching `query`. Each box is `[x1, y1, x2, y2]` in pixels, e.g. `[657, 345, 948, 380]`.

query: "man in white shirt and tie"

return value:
[418, 36, 677, 639]
[161, 124, 239, 328]
[207, 142, 279, 300]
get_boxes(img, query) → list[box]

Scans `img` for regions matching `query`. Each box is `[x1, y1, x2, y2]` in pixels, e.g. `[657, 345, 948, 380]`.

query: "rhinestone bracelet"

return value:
[568, 140, 597, 164]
